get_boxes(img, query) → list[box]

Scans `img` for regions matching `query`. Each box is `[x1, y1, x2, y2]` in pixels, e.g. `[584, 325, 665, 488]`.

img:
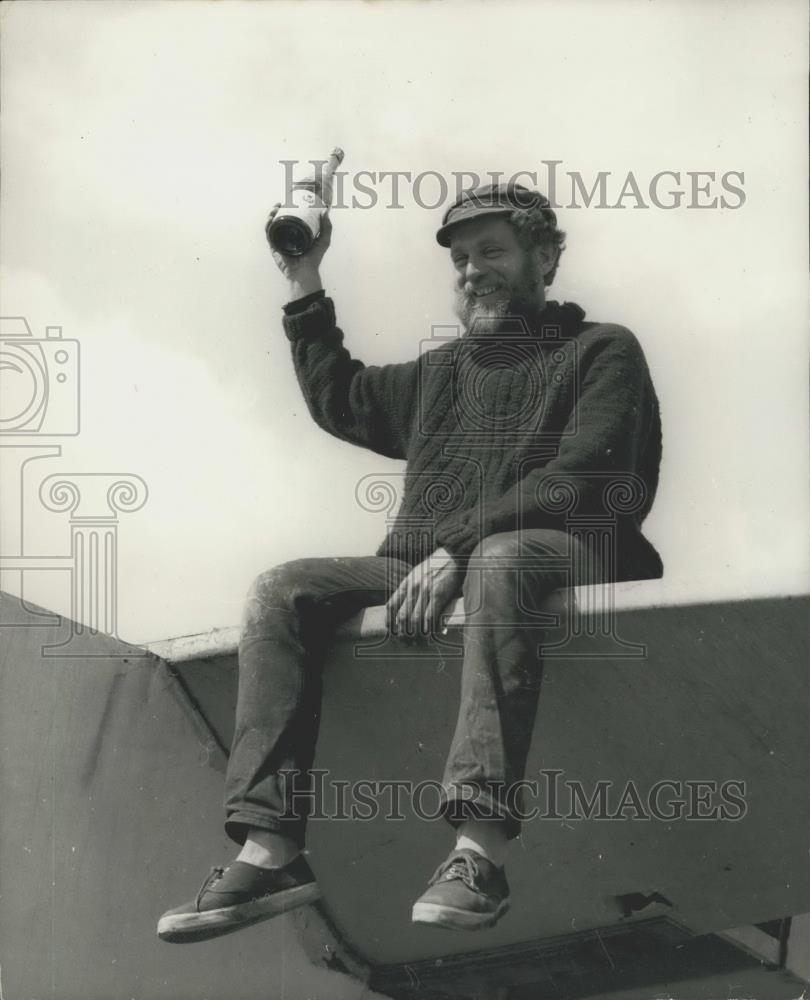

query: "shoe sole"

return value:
[411, 898, 510, 930]
[157, 882, 321, 943]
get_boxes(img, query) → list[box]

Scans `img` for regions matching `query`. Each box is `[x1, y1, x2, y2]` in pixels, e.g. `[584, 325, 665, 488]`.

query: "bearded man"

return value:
[158, 182, 664, 943]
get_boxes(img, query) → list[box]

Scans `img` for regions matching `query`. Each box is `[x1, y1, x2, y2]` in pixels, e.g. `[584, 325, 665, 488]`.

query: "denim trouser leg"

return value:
[224, 556, 411, 847]
[440, 528, 604, 840]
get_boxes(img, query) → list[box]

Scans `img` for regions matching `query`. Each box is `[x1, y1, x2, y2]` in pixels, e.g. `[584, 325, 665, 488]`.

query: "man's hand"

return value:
[386, 547, 465, 639]
[265, 202, 332, 300]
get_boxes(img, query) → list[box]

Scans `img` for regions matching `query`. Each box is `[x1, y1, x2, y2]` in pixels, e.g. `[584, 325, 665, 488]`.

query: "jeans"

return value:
[224, 528, 604, 846]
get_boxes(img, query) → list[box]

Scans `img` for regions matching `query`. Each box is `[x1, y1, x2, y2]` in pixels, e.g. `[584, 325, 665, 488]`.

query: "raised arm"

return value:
[266, 205, 417, 459]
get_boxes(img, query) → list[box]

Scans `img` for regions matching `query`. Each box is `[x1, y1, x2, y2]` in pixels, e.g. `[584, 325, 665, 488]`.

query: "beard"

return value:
[453, 255, 544, 332]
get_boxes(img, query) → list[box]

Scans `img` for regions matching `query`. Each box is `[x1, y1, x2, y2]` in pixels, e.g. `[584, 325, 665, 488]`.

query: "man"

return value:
[158, 181, 663, 943]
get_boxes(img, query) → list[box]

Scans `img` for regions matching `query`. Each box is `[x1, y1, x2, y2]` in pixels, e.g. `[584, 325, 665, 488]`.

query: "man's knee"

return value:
[463, 529, 573, 601]
[466, 528, 571, 569]
[245, 559, 322, 620]
[462, 534, 522, 608]
[468, 531, 521, 565]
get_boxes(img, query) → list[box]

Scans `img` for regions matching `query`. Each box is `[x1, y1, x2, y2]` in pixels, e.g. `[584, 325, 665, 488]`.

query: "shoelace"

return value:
[430, 853, 479, 890]
[195, 866, 226, 911]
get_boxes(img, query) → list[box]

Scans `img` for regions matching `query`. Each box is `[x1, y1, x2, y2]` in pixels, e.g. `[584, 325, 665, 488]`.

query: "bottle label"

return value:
[291, 188, 318, 209]
[290, 186, 326, 210]
[276, 187, 327, 246]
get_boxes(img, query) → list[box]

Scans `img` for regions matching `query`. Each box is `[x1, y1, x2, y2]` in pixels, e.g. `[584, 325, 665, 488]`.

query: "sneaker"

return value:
[411, 849, 510, 930]
[157, 854, 320, 944]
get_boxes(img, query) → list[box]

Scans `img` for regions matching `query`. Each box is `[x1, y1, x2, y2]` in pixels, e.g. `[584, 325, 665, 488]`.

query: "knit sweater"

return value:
[283, 291, 663, 582]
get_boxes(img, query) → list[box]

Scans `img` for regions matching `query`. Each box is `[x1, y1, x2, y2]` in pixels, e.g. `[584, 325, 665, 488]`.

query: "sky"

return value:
[1, 0, 808, 643]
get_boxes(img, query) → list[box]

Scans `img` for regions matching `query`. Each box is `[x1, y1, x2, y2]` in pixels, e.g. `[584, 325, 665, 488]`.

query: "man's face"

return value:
[449, 216, 550, 328]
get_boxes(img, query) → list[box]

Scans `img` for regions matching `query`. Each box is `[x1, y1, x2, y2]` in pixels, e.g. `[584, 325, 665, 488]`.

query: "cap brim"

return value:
[435, 205, 515, 247]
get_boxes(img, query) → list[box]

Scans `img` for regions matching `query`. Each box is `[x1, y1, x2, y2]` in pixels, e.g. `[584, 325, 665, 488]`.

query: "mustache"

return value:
[456, 279, 501, 297]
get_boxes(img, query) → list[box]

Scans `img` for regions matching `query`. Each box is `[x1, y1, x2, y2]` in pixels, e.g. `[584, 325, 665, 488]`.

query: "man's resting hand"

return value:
[385, 547, 465, 639]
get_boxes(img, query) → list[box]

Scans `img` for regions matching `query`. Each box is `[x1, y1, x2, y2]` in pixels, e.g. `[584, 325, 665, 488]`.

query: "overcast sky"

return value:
[1, 0, 807, 643]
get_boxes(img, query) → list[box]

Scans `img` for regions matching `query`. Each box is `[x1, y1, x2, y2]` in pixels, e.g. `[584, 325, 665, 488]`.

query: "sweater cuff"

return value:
[282, 294, 337, 342]
[283, 289, 326, 316]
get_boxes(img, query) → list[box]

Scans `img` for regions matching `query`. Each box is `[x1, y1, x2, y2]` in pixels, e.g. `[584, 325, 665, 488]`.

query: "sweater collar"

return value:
[524, 299, 586, 338]
[462, 300, 586, 342]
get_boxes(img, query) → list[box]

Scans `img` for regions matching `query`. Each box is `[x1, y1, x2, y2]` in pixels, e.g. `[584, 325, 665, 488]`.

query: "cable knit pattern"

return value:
[283, 293, 663, 581]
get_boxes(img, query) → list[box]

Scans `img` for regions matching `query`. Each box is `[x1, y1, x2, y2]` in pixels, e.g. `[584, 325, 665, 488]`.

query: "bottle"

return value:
[267, 147, 344, 256]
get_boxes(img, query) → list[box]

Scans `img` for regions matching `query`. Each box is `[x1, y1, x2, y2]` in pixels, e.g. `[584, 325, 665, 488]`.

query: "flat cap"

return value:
[436, 181, 556, 247]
